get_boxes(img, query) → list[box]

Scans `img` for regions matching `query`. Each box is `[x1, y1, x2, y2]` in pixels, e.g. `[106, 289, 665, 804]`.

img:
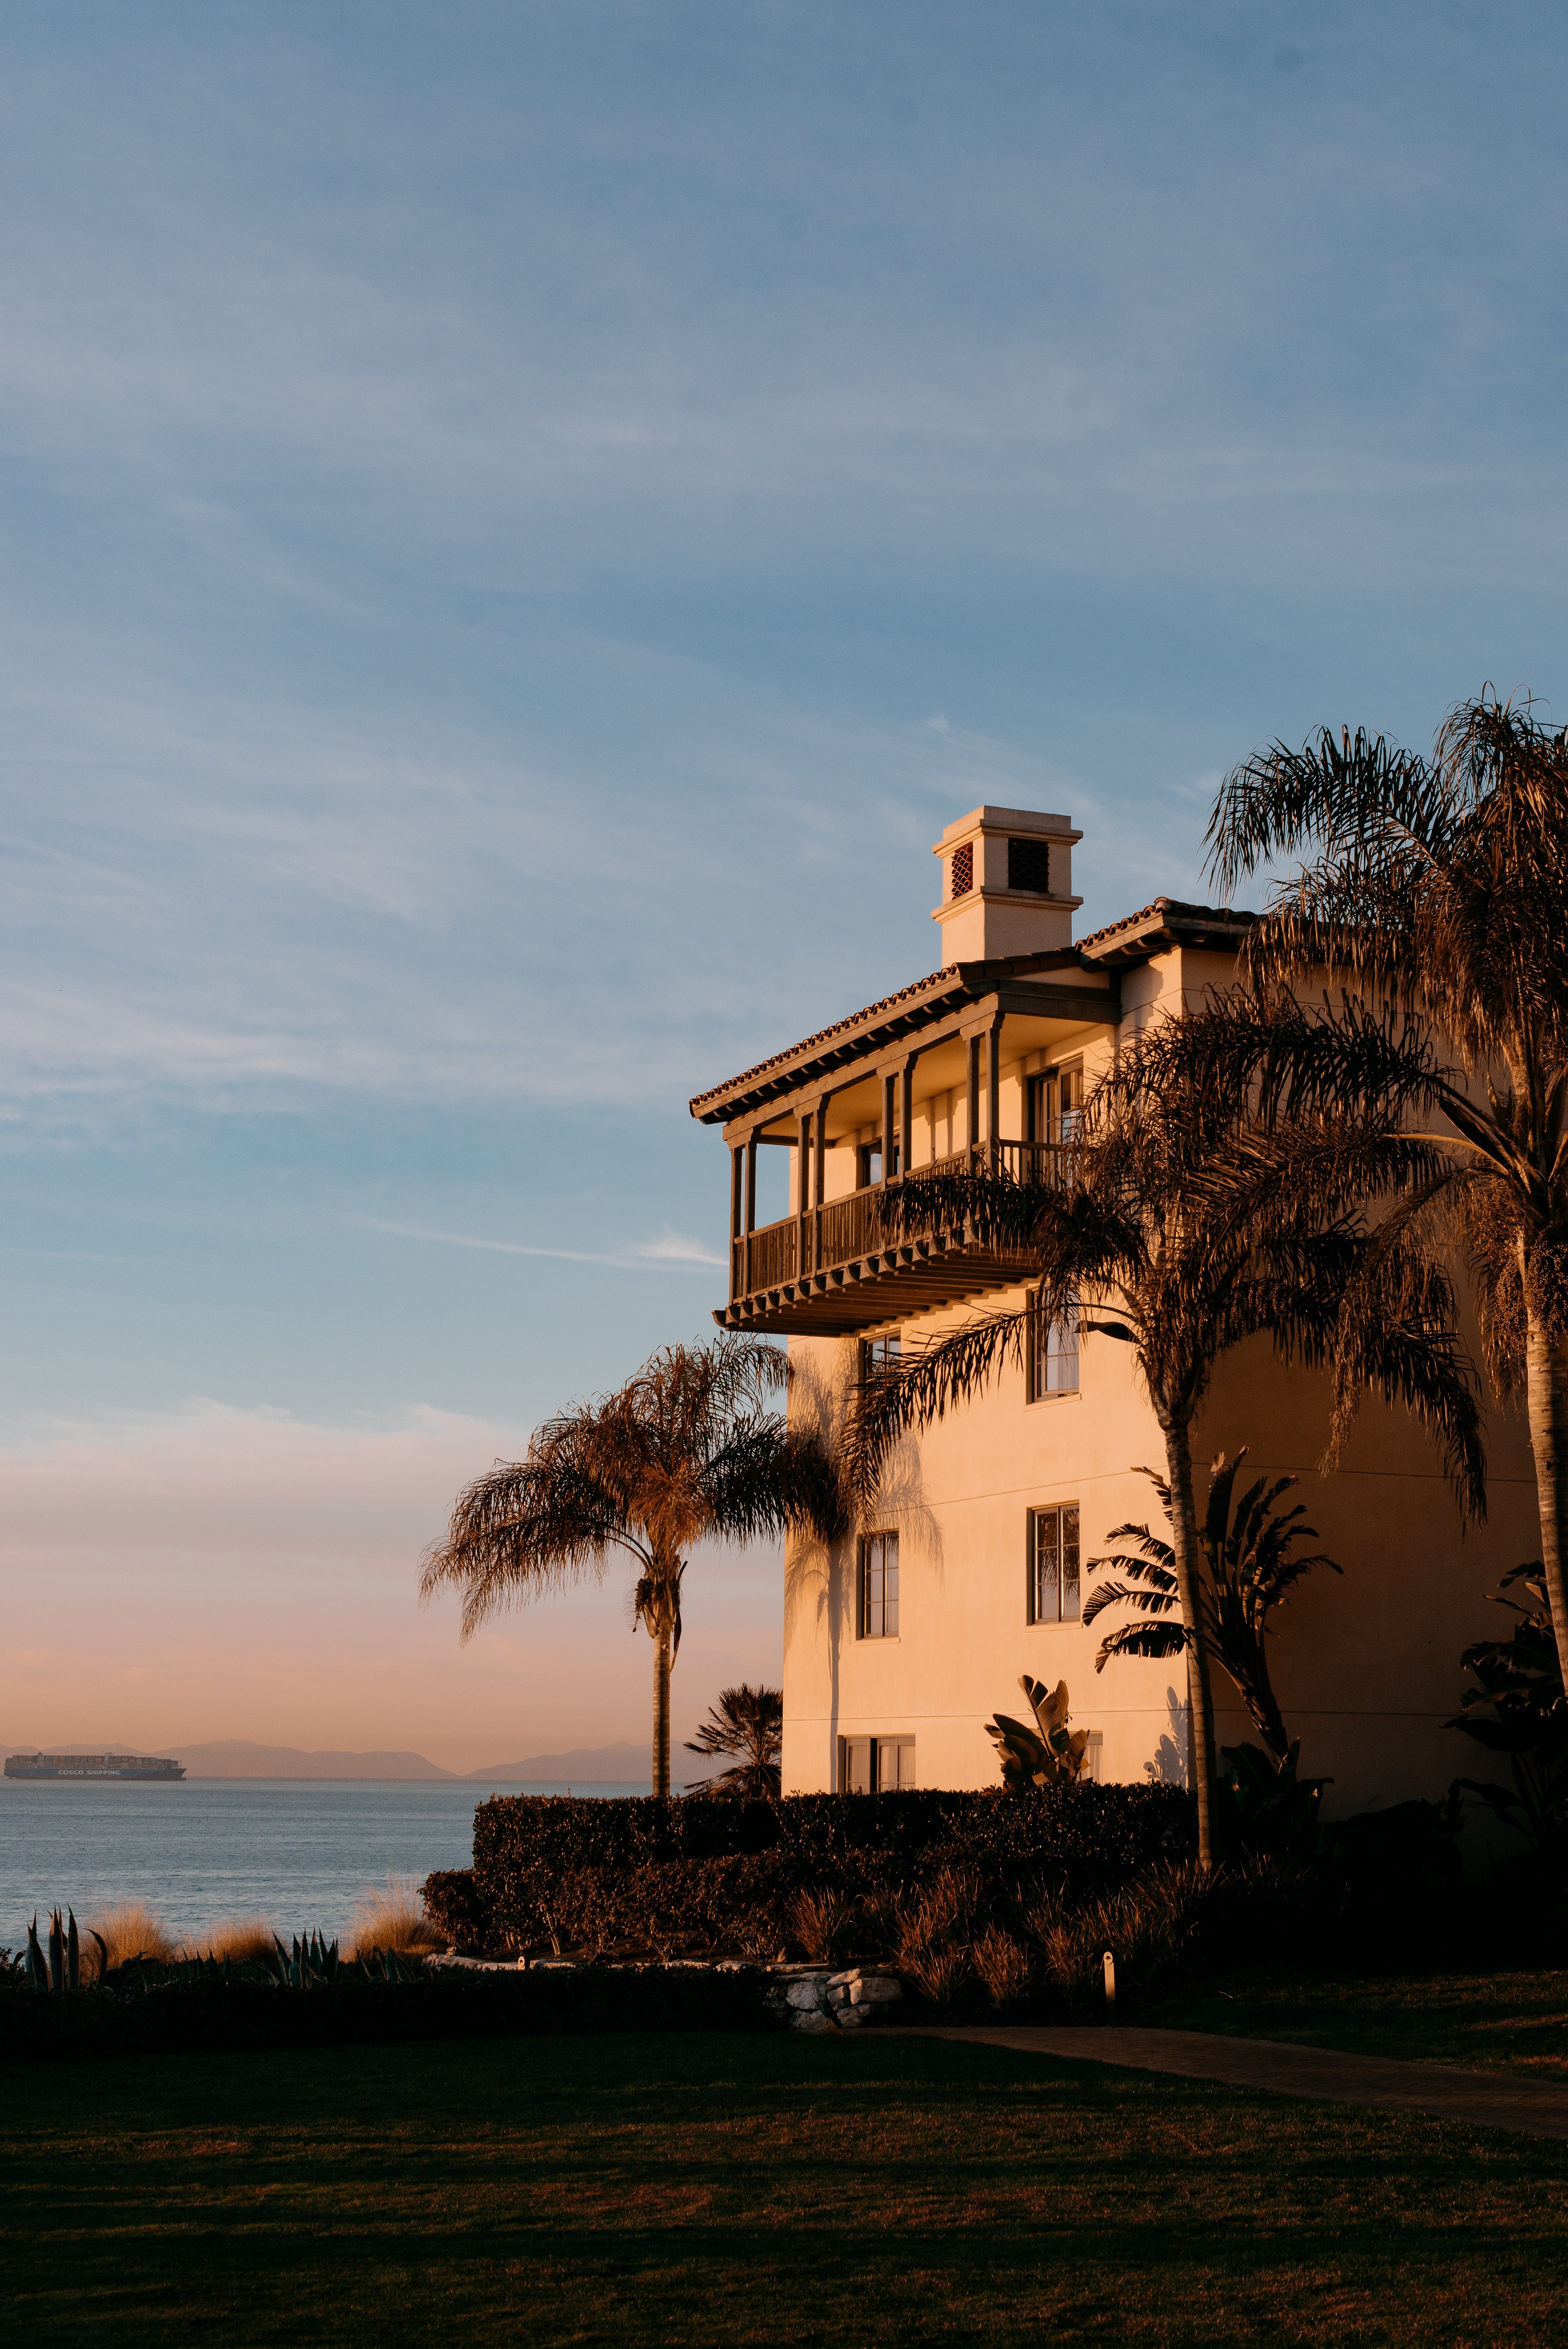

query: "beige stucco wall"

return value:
[784, 1303, 1538, 1815]
[779, 937, 1541, 1816]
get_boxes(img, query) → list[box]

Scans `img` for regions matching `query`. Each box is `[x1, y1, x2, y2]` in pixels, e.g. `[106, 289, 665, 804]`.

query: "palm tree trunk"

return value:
[1525, 1308, 1568, 1663]
[652, 1616, 673, 1800]
[1162, 1415, 1219, 1873]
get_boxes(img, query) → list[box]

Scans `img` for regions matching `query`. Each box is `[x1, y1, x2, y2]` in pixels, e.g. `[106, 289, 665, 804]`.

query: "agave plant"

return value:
[1083, 1449, 1340, 1764]
[261, 1931, 342, 1991]
[22, 1908, 107, 1993]
[1448, 1563, 1568, 1853]
[984, 1675, 1091, 1788]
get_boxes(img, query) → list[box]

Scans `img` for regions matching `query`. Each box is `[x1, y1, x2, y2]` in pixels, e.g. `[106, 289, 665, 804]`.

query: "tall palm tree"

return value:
[421, 1338, 839, 1798]
[1206, 691, 1568, 1660]
[849, 1008, 1484, 1870]
[682, 1683, 784, 1798]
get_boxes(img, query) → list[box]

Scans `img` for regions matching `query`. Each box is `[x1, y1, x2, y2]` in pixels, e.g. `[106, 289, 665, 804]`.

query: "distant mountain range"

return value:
[2, 1736, 654, 1783]
[465, 1741, 651, 1783]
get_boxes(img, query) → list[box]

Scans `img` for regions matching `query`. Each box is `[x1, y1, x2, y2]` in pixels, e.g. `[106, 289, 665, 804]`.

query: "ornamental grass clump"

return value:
[83, 1900, 177, 1974]
[787, 1885, 857, 1966]
[178, 1916, 276, 1966]
[345, 1877, 444, 1962]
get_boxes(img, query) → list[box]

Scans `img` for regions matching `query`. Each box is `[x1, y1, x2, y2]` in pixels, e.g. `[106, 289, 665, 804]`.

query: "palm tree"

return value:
[1206, 691, 1568, 1662]
[1083, 1449, 1342, 1765]
[421, 1338, 839, 1798]
[850, 1006, 1484, 1871]
[682, 1683, 783, 1798]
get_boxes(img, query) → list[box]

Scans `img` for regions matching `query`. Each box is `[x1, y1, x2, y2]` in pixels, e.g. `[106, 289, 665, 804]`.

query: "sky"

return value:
[4, 1, 1567, 1769]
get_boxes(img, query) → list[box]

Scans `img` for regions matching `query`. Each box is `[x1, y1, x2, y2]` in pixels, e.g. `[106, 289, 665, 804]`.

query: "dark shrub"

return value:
[422, 1868, 495, 1953]
[459, 1784, 1195, 1957]
[0, 1961, 780, 2064]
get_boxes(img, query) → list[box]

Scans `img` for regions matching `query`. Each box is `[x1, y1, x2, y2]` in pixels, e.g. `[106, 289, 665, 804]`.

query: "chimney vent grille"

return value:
[1007, 836, 1052, 895]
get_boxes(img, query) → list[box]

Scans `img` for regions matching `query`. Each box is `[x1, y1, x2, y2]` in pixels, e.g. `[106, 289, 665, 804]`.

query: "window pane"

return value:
[1062, 1504, 1080, 1620]
[1046, 1303, 1079, 1394]
[861, 1532, 898, 1638]
[844, 1738, 872, 1793]
[1033, 1509, 1060, 1623]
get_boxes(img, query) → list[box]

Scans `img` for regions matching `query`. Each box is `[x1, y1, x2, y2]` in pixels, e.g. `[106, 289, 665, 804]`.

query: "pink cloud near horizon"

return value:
[0, 1402, 784, 1771]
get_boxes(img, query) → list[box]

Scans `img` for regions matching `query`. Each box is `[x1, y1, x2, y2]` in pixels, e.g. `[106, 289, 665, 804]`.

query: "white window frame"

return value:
[1027, 1502, 1081, 1626]
[1026, 1289, 1079, 1401]
[858, 1530, 900, 1640]
[839, 1734, 916, 1793]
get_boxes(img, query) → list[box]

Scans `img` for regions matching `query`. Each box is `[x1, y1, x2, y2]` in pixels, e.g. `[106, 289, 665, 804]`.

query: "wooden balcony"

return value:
[718, 1141, 1057, 1337]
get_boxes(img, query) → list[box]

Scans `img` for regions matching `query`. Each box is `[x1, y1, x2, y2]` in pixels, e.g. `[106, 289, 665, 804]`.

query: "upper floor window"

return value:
[859, 1531, 900, 1638]
[1027, 1062, 1085, 1147]
[1026, 1291, 1079, 1399]
[861, 1333, 902, 1382]
[1007, 836, 1052, 894]
[859, 1136, 902, 1187]
[949, 842, 973, 898]
[1028, 1503, 1080, 1624]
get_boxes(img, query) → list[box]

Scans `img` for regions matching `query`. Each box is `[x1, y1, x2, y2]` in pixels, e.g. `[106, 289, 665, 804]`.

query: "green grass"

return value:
[9, 2031, 1568, 2347]
[1144, 1966, 1568, 2075]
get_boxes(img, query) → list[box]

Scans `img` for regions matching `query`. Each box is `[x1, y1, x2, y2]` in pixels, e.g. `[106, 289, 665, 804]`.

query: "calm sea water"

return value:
[0, 1779, 650, 1952]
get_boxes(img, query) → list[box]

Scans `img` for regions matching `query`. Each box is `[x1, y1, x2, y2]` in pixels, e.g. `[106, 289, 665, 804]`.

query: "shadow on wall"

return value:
[1145, 1685, 1189, 1788]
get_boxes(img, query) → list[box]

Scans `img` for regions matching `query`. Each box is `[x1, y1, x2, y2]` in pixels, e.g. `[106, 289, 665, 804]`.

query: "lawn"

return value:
[1144, 1966, 1568, 2076]
[9, 2029, 1568, 2347]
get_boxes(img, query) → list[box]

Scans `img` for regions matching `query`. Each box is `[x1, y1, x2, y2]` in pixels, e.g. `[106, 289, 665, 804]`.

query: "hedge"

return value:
[428, 1785, 1196, 1957]
[0, 1962, 780, 2064]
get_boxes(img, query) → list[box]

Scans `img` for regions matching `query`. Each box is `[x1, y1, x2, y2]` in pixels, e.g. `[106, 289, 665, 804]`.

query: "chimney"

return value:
[932, 804, 1083, 964]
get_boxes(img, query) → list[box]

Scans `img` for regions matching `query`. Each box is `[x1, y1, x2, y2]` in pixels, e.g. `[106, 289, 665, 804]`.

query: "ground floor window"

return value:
[1028, 1502, 1080, 1624]
[840, 1735, 916, 1793]
[859, 1531, 900, 1638]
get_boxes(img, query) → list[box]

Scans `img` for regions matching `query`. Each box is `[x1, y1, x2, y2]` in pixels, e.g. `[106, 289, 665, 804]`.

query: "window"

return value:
[950, 842, 973, 898]
[859, 1531, 900, 1638]
[860, 1333, 901, 1382]
[1028, 1503, 1081, 1624]
[858, 1136, 902, 1187]
[1027, 1062, 1085, 1146]
[1007, 836, 1052, 894]
[1026, 1290, 1079, 1399]
[841, 1735, 916, 1792]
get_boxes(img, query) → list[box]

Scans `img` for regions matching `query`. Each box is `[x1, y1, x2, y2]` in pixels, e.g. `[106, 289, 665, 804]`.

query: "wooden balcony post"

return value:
[745, 1132, 758, 1233]
[797, 1110, 811, 1286]
[900, 1054, 917, 1175]
[814, 1095, 830, 1272]
[882, 1073, 896, 1187]
[966, 1033, 981, 1165]
[987, 1014, 1003, 1163]
[730, 1146, 743, 1299]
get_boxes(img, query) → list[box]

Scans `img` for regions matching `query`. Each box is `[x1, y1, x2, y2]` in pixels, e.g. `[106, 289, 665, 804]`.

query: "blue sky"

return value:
[4, 2, 1565, 1764]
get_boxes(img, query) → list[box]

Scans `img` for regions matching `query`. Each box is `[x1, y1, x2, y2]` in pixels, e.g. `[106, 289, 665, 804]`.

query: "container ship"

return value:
[4, 1751, 185, 1780]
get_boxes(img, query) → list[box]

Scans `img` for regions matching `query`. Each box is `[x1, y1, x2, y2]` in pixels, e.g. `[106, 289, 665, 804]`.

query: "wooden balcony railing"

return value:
[729, 1138, 1066, 1303]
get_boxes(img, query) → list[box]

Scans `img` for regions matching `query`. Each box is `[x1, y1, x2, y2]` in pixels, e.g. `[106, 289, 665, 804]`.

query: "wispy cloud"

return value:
[362, 1219, 724, 1271]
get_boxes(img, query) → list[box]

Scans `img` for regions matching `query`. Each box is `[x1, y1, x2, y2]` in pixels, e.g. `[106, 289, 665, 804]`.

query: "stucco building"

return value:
[690, 804, 1538, 1813]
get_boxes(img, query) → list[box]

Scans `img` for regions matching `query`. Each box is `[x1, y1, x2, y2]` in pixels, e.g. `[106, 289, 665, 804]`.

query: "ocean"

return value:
[0, 1777, 650, 1952]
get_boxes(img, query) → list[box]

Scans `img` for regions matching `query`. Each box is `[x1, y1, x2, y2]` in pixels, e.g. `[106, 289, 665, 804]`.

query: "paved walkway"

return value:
[914, 2026, 1568, 2142]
